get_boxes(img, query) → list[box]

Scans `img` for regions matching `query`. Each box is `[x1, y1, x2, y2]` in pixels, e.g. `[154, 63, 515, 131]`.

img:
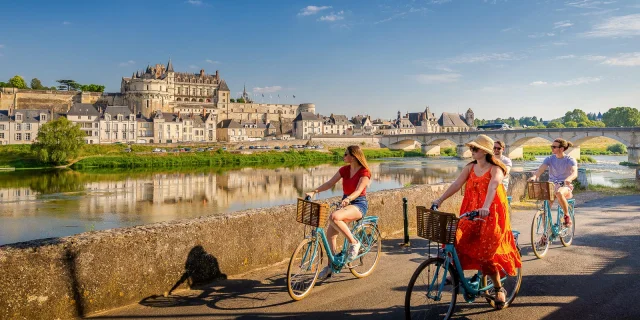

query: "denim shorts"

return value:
[343, 195, 368, 216]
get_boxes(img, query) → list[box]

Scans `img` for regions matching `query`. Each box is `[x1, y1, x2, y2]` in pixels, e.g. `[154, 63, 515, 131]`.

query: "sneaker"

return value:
[347, 241, 361, 261]
[317, 266, 332, 281]
[563, 215, 572, 227]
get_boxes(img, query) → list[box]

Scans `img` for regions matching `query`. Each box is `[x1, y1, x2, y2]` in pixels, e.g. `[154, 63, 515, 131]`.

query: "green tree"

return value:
[230, 98, 236, 103]
[546, 121, 565, 128]
[30, 78, 46, 90]
[0, 81, 9, 87]
[236, 98, 246, 103]
[590, 120, 605, 127]
[564, 121, 578, 128]
[31, 117, 85, 165]
[80, 84, 105, 92]
[56, 79, 81, 91]
[602, 107, 640, 127]
[606, 143, 627, 154]
[8, 75, 28, 89]
[563, 109, 589, 124]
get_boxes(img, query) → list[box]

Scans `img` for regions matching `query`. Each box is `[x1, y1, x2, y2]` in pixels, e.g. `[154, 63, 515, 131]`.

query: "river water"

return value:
[0, 155, 634, 245]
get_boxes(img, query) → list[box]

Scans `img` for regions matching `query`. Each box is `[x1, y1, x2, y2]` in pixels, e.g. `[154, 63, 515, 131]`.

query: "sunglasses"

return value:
[470, 146, 480, 152]
[343, 153, 349, 157]
[551, 145, 560, 149]
[493, 147, 502, 150]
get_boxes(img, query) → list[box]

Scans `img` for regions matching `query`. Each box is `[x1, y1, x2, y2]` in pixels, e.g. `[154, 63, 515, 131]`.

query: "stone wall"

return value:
[311, 136, 382, 149]
[0, 173, 531, 319]
[0, 88, 102, 113]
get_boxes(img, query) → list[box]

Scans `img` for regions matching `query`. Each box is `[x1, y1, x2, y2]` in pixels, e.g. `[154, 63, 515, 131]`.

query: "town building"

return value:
[216, 119, 246, 142]
[322, 114, 353, 135]
[99, 106, 137, 144]
[66, 103, 101, 144]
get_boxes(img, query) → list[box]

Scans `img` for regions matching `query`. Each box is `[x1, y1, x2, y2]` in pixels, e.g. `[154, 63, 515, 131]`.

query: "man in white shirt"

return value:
[494, 140, 512, 191]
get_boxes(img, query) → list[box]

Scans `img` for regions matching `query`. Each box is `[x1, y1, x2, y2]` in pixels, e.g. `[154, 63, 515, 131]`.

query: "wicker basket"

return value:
[527, 182, 555, 201]
[416, 206, 460, 244]
[296, 198, 329, 227]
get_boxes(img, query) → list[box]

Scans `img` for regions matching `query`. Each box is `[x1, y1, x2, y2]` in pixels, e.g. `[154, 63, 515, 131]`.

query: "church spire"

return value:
[167, 57, 174, 72]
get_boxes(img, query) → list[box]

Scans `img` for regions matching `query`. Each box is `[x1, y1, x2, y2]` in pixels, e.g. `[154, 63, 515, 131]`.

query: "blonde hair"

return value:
[495, 140, 505, 149]
[346, 145, 370, 172]
[554, 138, 574, 151]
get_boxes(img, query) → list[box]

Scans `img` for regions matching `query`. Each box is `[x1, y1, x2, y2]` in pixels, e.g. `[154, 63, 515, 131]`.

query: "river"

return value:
[0, 155, 634, 245]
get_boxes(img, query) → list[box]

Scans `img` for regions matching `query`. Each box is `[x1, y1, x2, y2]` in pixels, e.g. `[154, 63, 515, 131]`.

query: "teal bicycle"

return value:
[287, 197, 381, 301]
[529, 181, 576, 259]
[405, 206, 522, 319]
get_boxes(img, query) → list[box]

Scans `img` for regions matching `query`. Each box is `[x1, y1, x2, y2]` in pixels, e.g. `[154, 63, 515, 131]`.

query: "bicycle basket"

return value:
[527, 182, 555, 201]
[416, 206, 459, 244]
[296, 198, 329, 227]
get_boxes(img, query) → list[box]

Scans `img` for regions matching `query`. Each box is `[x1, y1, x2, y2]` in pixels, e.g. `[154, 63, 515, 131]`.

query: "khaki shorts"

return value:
[554, 182, 574, 199]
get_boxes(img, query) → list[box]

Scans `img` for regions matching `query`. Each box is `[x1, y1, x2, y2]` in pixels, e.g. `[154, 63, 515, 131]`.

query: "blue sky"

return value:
[0, 0, 639, 120]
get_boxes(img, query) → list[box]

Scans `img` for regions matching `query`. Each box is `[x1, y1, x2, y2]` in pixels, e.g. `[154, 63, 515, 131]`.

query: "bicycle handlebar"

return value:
[431, 204, 481, 221]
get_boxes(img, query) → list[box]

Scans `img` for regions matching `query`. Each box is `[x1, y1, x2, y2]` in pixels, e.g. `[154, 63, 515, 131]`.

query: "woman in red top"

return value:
[305, 145, 371, 280]
[431, 135, 521, 308]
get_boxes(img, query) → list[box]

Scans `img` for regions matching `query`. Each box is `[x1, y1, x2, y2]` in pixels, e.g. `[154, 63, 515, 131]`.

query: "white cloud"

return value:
[530, 81, 548, 86]
[583, 55, 607, 61]
[118, 60, 136, 67]
[566, 1, 617, 9]
[186, 0, 203, 6]
[447, 53, 524, 64]
[189, 65, 198, 69]
[205, 59, 219, 64]
[62, 21, 71, 25]
[580, 8, 619, 16]
[528, 32, 556, 38]
[555, 55, 577, 60]
[553, 41, 569, 46]
[253, 86, 283, 94]
[318, 11, 344, 22]
[430, 0, 452, 4]
[553, 77, 601, 86]
[583, 14, 640, 38]
[298, 5, 332, 16]
[415, 73, 461, 84]
[375, 7, 428, 24]
[602, 52, 640, 66]
[554, 20, 574, 29]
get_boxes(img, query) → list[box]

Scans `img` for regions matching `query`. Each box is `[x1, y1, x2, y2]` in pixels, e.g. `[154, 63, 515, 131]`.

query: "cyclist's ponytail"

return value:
[554, 138, 573, 151]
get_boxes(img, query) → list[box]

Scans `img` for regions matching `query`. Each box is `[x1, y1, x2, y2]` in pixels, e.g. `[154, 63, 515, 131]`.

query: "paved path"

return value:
[92, 195, 640, 319]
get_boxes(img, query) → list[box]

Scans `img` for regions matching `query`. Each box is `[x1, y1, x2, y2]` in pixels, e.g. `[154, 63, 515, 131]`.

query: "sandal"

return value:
[494, 287, 507, 310]
[563, 215, 572, 227]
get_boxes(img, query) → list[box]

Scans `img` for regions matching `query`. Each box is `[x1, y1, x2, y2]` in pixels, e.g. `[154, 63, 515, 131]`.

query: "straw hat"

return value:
[465, 134, 494, 154]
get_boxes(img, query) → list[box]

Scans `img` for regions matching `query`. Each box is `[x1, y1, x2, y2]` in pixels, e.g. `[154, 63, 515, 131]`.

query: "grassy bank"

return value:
[523, 146, 625, 156]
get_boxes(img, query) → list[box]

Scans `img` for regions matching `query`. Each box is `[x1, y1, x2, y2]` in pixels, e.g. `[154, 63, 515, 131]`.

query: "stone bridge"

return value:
[380, 127, 640, 163]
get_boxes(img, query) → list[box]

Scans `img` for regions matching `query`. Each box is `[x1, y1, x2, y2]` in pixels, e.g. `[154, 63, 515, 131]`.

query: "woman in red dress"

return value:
[305, 145, 371, 280]
[432, 134, 522, 307]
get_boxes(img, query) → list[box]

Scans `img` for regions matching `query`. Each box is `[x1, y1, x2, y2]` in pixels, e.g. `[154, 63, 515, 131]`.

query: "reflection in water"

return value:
[0, 156, 633, 245]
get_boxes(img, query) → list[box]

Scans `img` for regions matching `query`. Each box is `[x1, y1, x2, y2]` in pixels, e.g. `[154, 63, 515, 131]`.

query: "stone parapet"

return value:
[0, 173, 531, 319]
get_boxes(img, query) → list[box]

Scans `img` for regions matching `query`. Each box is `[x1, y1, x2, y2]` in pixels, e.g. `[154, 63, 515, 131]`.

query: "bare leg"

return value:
[555, 187, 572, 219]
[325, 220, 339, 254]
[488, 272, 506, 303]
[331, 206, 363, 244]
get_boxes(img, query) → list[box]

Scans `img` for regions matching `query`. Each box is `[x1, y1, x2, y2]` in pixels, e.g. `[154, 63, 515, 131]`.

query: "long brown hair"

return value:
[554, 138, 574, 151]
[469, 153, 507, 175]
[346, 145, 370, 172]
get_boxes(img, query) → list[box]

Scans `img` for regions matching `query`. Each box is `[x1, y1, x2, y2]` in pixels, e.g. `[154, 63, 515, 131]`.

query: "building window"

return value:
[42, 115, 47, 121]
[16, 115, 22, 121]
[15, 133, 21, 141]
[0, 125, 4, 130]
[0, 133, 4, 139]
[114, 132, 118, 139]
[16, 124, 21, 131]
[200, 88, 203, 96]
[25, 133, 31, 140]
[146, 100, 150, 109]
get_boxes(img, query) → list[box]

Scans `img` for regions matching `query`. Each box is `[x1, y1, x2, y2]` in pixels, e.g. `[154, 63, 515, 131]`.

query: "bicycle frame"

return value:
[305, 216, 380, 274]
[536, 199, 575, 241]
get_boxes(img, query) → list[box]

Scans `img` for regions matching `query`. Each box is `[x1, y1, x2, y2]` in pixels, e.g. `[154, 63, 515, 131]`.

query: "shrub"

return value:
[606, 143, 627, 154]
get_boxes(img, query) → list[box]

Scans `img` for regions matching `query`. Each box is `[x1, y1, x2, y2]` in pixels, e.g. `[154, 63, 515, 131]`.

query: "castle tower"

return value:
[465, 108, 475, 127]
[166, 58, 175, 101]
[297, 103, 316, 115]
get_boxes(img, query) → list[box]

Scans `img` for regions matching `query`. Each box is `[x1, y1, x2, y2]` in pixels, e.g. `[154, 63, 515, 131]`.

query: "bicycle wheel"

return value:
[405, 258, 459, 320]
[482, 264, 523, 309]
[349, 223, 381, 278]
[287, 238, 323, 301]
[560, 212, 575, 247]
[531, 210, 550, 259]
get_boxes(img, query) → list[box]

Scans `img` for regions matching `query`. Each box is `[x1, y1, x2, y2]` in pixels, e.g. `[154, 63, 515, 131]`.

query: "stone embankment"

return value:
[0, 173, 532, 320]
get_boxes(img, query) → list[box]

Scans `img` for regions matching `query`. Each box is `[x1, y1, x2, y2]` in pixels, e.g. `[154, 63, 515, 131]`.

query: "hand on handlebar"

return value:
[478, 207, 490, 218]
[304, 191, 316, 200]
[528, 175, 537, 182]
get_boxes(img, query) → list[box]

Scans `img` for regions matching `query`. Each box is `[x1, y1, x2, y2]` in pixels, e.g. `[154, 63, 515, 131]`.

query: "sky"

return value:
[0, 0, 639, 121]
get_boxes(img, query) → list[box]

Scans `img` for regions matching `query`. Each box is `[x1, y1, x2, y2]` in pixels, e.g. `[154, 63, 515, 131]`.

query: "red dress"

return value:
[456, 165, 522, 276]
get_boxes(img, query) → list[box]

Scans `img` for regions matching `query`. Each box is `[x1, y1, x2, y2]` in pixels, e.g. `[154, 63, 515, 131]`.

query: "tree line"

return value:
[474, 107, 640, 128]
[0, 75, 105, 93]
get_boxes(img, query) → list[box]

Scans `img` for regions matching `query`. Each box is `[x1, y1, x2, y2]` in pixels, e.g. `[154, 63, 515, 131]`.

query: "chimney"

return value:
[200, 69, 205, 77]
[215, 70, 219, 80]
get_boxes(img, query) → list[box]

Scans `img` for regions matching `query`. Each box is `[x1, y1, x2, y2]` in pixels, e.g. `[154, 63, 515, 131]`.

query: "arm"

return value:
[478, 166, 505, 218]
[505, 165, 511, 175]
[305, 171, 341, 198]
[528, 163, 548, 181]
[432, 165, 472, 207]
[565, 165, 578, 185]
[342, 176, 371, 207]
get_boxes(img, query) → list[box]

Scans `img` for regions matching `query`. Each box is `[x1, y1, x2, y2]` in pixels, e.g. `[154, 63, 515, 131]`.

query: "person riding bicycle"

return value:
[493, 140, 512, 191]
[528, 138, 577, 227]
[431, 134, 522, 308]
[305, 145, 371, 280]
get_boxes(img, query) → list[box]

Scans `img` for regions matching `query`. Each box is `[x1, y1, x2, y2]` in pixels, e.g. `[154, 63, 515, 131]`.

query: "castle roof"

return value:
[14, 109, 52, 123]
[103, 106, 133, 117]
[67, 104, 100, 117]
[218, 119, 242, 129]
[294, 112, 320, 122]
[438, 112, 469, 127]
[167, 58, 174, 72]
[0, 110, 10, 122]
[239, 120, 267, 128]
[218, 80, 230, 91]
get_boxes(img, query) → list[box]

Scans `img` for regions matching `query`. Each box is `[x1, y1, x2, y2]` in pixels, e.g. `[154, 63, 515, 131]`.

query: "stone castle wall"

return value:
[0, 88, 102, 113]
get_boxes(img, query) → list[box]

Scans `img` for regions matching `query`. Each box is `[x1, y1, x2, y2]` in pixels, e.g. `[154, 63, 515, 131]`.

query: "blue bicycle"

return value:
[529, 181, 576, 259]
[287, 197, 381, 300]
[405, 206, 522, 319]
